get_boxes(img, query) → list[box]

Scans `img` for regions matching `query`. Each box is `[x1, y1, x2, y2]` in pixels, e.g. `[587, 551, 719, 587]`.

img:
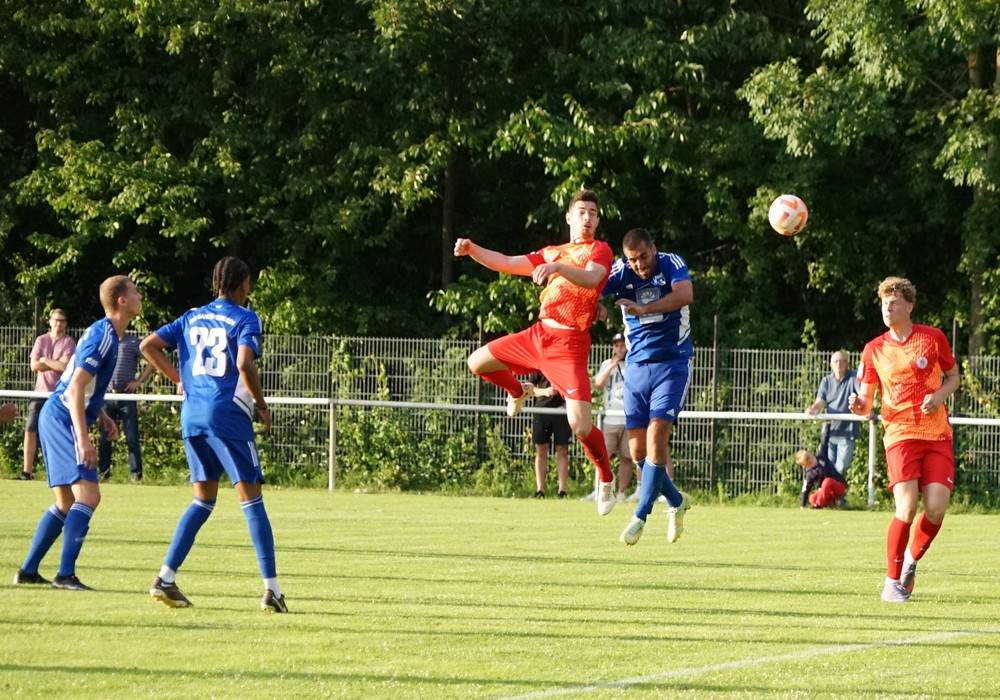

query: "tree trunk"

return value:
[441, 153, 457, 288]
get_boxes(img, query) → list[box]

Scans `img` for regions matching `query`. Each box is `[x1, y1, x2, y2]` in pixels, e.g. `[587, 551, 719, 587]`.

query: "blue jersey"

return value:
[153, 298, 263, 440]
[602, 251, 694, 363]
[48, 317, 120, 426]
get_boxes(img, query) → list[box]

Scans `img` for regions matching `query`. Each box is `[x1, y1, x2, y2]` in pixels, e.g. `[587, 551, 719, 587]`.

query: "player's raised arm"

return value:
[454, 238, 536, 277]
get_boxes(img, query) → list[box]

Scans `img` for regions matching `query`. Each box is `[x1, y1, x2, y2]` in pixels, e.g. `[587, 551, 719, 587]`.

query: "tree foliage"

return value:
[0, 0, 995, 353]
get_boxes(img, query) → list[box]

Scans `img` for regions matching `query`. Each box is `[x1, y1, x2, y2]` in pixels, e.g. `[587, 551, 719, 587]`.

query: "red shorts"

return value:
[884, 439, 954, 492]
[487, 322, 593, 402]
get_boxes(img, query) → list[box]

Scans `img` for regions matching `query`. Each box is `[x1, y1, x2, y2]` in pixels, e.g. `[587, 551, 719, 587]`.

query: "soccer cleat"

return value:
[506, 382, 535, 417]
[880, 580, 909, 603]
[17, 471, 34, 481]
[150, 576, 193, 608]
[620, 516, 645, 546]
[900, 560, 917, 597]
[666, 492, 692, 543]
[51, 574, 93, 591]
[596, 478, 616, 516]
[261, 589, 288, 613]
[13, 568, 50, 585]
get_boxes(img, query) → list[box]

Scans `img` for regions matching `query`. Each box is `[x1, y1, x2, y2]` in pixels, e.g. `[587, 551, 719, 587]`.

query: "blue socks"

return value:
[58, 502, 94, 577]
[22, 505, 66, 574]
[241, 495, 277, 580]
[164, 498, 216, 572]
[634, 460, 684, 520]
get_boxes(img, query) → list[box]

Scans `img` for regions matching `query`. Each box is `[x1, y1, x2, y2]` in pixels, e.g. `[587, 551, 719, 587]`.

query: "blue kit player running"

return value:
[13, 276, 143, 590]
[140, 257, 287, 613]
[601, 228, 694, 547]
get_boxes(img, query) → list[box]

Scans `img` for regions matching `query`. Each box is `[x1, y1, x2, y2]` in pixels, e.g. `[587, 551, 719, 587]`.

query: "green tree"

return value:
[742, 0, 1000, 352]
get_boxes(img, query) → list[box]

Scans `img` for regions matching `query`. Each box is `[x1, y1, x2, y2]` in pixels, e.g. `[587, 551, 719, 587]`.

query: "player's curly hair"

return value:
[877, 276, 916, 305]
[213, 256, 250, 296]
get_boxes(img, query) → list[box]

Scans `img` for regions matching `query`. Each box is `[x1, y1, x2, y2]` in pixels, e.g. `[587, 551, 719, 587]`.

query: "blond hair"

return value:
[99, 275, 133, 314]
[795, 450, 812, 468]
[877, 276, 916, 305]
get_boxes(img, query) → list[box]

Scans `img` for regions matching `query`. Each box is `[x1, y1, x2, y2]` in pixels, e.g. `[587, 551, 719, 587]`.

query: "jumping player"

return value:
[141, 257, 287, 613]
[601, 228, 693, 547]
[13, 276, 142, 590]
[848, 277, 959, 603]
[454, 190, 618, 515]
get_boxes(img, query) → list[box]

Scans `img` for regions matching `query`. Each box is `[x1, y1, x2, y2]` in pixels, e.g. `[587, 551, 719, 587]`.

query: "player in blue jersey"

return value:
[601, 228, 694, 547]
[140, 257, 287, 613]
[13, 276, 143, 590]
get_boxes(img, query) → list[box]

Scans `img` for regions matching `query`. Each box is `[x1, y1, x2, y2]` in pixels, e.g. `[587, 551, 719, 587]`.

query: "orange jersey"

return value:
[858, 324, 956, 447]
[526, 238, 613, 331]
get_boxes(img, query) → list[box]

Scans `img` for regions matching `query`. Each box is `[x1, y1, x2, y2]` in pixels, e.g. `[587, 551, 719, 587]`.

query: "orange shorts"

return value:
[884, 439, 954, 492]
[487, 322, 593, 402]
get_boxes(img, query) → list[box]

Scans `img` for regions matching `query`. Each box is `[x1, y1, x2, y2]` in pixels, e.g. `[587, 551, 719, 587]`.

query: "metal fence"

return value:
[2, 327, 999, 497]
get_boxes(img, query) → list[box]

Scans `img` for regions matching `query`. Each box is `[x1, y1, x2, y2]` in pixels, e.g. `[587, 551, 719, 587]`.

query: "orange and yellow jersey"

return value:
[526, 238, 613, 332]
[858, 324, 956, 447]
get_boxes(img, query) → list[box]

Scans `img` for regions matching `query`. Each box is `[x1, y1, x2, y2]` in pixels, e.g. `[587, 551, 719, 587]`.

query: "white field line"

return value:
[498, 628, 1000, 700]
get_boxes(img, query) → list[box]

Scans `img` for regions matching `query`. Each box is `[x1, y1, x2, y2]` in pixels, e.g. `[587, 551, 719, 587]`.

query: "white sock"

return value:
[264, 577, 281, 597]
[159, 566, 177, 584]
[902, 549, 915, 568]
[885, 576, 900, 587]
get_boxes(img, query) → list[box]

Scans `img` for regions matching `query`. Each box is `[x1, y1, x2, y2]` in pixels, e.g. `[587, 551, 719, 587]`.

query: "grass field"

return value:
[1, 480, 998, 699]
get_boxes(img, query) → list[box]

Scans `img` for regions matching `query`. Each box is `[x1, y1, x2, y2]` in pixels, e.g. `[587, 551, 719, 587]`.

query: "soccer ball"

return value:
[768, 194, 808, 236]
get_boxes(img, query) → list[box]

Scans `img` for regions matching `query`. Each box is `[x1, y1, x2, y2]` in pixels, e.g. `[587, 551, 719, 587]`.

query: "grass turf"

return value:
[1, 480, 998, 698]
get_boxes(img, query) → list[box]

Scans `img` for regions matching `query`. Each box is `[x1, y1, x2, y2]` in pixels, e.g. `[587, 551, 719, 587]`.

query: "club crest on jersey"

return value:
[916, 356, 928, 369]
[653, 273, 666, 286]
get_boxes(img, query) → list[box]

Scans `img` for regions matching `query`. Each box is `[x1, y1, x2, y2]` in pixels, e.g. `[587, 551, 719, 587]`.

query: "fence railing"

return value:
[2, 329, 999, 500]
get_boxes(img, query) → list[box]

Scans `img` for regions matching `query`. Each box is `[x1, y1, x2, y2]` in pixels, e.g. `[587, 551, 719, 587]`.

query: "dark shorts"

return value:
[25, 398, 46, 433]
[532, 412, 573, 447]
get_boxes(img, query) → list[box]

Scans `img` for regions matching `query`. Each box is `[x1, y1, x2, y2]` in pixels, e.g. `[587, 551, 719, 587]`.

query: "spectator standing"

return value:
[98, 334, 155, 483]
[593, 332, 635, 501]
[21, 310, 76, 480]
[528, 372, 572, 499]
[805, 350, 861, 477]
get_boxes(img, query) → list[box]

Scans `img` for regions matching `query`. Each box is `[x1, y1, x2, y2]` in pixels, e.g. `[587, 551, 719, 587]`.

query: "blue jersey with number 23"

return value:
[152, 298, 262, 441]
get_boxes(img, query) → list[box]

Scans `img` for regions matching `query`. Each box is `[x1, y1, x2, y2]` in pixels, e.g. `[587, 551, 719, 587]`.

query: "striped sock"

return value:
[58, 502, 95, 578]
[22, 505, 67, 574]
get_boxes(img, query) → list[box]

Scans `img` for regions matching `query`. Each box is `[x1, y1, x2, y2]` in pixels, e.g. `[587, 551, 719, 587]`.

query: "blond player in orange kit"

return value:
[848, 277, 960, 603]
[454, 190, 618, 516]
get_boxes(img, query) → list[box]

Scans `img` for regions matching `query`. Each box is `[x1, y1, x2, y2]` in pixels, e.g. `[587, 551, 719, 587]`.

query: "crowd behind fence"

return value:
[1, 327, 999, 501]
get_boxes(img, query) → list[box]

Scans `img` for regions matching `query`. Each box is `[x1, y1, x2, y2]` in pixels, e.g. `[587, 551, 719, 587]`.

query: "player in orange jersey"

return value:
[454, 190, 618, 516]
[848, 277, 960, 603]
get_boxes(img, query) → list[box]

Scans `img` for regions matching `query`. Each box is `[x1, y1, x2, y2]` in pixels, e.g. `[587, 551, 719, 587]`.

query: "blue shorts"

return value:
[184, 435, 265, 485]
[38, 400, 99, 488]
[624, 359, 692, 430]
